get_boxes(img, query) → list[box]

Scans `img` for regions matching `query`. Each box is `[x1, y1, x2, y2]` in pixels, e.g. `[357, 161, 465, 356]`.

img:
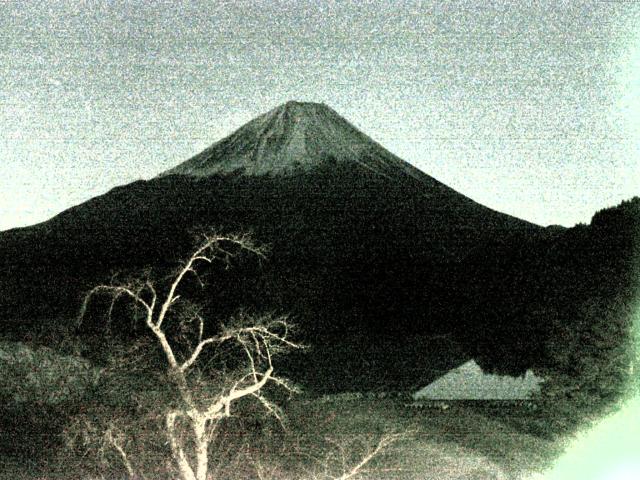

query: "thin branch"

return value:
[155, 238, 216, 329]
[333, 434, 403, 480]
[191, 255, 213, 264]
[239, 336, 258, 382]
[106, 290, 124, 332]
[145, 280, 157, 314]
[195, 311, 204, 345]
[204, 367, 275, 420]
[104, 428, 140, 480]
[156, 234, 259, 329]
[251, 392, 284, 425]
[180, 335, 229, 373]
[78, 285, 152, 328]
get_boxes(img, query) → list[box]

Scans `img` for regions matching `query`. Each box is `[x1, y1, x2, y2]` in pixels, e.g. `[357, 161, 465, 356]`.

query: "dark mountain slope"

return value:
[0, 159, 537, 390]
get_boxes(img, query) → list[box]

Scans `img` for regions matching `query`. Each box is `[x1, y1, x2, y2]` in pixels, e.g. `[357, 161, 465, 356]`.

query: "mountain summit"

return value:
[162, 101, 425, 181]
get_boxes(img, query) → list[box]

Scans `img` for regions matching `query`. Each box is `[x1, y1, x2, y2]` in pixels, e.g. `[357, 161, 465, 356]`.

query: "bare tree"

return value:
[304, 433, 405, 480]
[77, 233, 302, 480]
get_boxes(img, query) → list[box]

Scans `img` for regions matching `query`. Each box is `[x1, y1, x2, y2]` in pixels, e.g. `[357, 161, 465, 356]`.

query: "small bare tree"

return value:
[77, 233, 302, 480]
[305, 434, 405, 480]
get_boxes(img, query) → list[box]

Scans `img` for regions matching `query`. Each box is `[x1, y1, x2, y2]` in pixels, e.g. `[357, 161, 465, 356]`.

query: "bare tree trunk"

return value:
[166, 412, 197, 480]
[193, 415, 209, 480]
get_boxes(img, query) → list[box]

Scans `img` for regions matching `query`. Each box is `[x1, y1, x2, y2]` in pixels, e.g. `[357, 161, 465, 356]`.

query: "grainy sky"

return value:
[1, 0, 639, 230]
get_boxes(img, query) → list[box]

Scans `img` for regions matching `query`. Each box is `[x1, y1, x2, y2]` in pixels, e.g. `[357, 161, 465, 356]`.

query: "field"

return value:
[1, 393, 565, 479]
[283, 396, 562, 479]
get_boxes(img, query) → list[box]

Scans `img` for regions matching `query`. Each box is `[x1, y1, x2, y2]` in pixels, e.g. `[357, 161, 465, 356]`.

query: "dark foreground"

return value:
[1, 395, 565, 480]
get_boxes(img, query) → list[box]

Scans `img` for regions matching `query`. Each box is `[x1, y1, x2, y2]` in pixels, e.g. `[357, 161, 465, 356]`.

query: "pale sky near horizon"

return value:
[1, 0, 639, 231]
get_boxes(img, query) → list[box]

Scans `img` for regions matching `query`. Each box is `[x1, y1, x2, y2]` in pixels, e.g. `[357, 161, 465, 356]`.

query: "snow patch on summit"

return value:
[161, 101, 428, 183]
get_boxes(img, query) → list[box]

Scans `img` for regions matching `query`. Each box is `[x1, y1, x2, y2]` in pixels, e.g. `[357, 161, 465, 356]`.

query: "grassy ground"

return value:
[0, 334, 565, 480]
[281, 397, 563, 480]
[1, 395, 565, 480]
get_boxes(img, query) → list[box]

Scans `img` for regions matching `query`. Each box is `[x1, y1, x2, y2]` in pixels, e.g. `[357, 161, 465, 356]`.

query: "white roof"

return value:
[413, 360, 544, 400]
